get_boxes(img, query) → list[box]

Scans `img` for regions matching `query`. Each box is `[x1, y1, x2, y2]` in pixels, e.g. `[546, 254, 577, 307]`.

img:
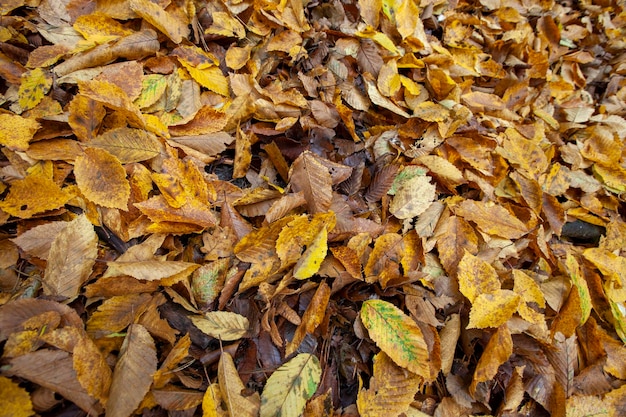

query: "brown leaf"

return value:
[455, 199, 529, 239]
[7, 350, 103, 414]
[289, 151, 333, 213]
[470, 325, 513, 396]
[43, 214, 98, 299]
[286, 281, 331, 356]
[73, 335, 112, 405]
[106, 324, 157, 417]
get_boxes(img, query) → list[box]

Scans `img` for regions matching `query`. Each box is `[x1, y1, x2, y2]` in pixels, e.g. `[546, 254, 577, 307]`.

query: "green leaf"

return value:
[260, 353, 321, 417]
[360, 299, 434, 380]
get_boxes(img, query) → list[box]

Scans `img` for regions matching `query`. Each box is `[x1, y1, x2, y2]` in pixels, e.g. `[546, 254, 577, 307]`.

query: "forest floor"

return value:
[1, 0, 626, 416]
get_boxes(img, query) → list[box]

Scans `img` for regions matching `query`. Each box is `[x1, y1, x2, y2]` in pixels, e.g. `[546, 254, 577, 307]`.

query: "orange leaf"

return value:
[73, 335, 112, 405]
[75, 147, 130, 210]
[286, 281, 331, 356]
[470, 325, 513, 396]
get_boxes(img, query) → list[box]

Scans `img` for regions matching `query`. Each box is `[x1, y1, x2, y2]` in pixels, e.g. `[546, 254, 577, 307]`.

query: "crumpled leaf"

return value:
[260, 353, 322, 417]
[389, 171, 436, 219]
[357, 351, 422, 417]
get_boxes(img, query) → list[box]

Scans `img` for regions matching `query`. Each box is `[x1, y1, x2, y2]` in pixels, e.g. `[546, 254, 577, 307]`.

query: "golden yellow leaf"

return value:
[233, 126, 252, 179]
[78, 79, 145, 128]
[205, 11, 246, 39]
[182, 64, 230, 97]
[18, 68, 52, 110]
[467, 290, 521, 329]
[455, 199, 529, 239]
[73, 335, 112, 405]
[0, 113, 40, 151]
[74, 147, 130, 210]
[0, 168, 71, 219]
[0, 375, 34, 417]
[513, 270, 546, 325]
[88, 127, 162, 163]
[356, 352, 422, 417]
[129, 0, 189, 44]
[153, 333, 192, 389]
[202, 383, 228, 417]
[275, 212, 335, 269]
[293, 226, 328, 280]
[457, 251, 501, 303]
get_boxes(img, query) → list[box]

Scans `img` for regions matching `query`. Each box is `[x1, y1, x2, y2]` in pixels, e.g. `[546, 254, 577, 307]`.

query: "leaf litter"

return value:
[0, 0, 626, 416]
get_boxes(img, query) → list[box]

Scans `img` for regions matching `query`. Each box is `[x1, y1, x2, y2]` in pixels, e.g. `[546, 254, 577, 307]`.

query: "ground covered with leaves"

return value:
[1, 0, 626, 416]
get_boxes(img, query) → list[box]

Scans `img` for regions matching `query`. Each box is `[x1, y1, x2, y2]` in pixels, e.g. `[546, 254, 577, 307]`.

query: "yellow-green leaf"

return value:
[360, 299, 433, 380]
[260, 353, 322, 417]
[565, 254, 592, 325]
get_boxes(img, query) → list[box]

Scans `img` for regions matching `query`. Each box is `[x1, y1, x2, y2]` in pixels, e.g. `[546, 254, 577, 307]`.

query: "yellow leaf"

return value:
[78, 79, 145, 128]
[0, 167, 71, 219]
[564, 253, 592, 325]
[455, 199, 529, 239]
[467, 290, 521, 329]
[356, 352, 422, 417]
[18, 68, 52, 110]
[73, 335, 112, 405]
[218, 353, 260, 417]
[88, 127, 162, 163]
[276, 212, 335, 269]
[356, 26, 399, 55]
[457, 251, 501, 303]
[0, 375, 34, 417]
[75, 147, 130, 210]
[0, 113, 40, 151]
[513, 270, 546, 325]
[181, 64, 230, 96]
[73, 13, 133, 38]
[293, 226, 328, 280]
[202, 383, 228, 417]
[129, 0, 189, 44]
[205, 11, 246, 39]
[191, 311, 250, 341]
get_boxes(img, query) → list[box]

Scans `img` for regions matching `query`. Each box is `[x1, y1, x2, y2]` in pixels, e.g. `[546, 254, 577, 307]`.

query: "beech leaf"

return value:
[191, 311, 250, 341]
[106, 324, 157, 417]
[360, 299, 434, 380]
[260, 353, 322, 417]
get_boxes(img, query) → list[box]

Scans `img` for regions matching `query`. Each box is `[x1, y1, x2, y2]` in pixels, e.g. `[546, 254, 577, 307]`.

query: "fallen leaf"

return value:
[260, 353, 322, 417]
[43, 214, 98, 299]
[191, 311, 250, 341]
[360, 299, 434, 380]
[0, 375, 34, 417]
[106, 324, 157, 417]
[75, 147, 130, 210]
[218, 352, 260, 417]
